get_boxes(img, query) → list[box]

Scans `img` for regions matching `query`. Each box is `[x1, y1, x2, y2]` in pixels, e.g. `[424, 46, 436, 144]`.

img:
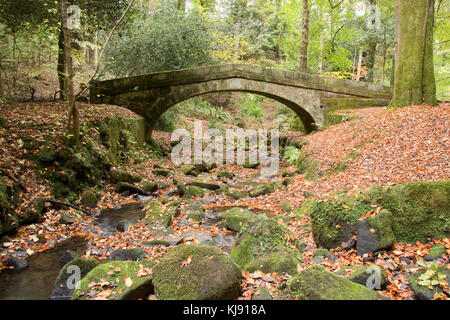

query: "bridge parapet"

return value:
[91, 64, 393, 102]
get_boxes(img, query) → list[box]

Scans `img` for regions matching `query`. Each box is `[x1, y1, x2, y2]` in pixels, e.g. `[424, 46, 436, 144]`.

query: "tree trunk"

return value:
[61, 0, 79, 142]
[57, 27, 66, 100]
[356, 48, 363, 81]
[177, 0, 185, 11]
[392, 0, 436, 107]
[300, 0, 310, 73]
[366, 0, 377, 83]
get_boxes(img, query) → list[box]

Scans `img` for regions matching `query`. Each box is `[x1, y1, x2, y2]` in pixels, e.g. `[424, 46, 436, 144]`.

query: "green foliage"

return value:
[238, 94, 264, 126]
[416, 260, 448, 289]
[104, 4, 216, 77]
[283, 146, 301, 165]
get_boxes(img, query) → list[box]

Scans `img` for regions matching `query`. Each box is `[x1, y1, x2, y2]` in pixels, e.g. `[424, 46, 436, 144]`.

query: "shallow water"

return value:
[94, 202, 144, 233]
[0, 237, 87, 300]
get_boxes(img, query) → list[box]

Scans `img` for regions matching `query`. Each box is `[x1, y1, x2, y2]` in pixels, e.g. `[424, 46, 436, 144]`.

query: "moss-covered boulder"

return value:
[176, 182, 187, 196]
[142, 181, 158, 193]
[152, 244, 241, 300]
[245, 252, 300, 275]
[357, 210, 396, 255]
[182, 165, 199, 177]
[110, 170, 134, 184]
[249, 183, 276, 198]
[218, 171, 234, 179]
[312, 248, 336, 263]
[337, 266, 387, 290]
[80, 191, 98, 208]
[50, 258, 99, 300]
[425, 244, 447, 261]
[279, 201, 292, 213]
[116, 182, 143, 195]
[225, 189, 249, 200]
[230, 216, 303, 271]
[185, 203, 206, 223]
[303, 180, 450, 249]
[59, 214, 76, 225]
[144, 201, 172, 228]
[153, 169, 170, 177]
[189, 181, 221, 191]
[243, 161, 259, 169]
[252, 287, 273, 300]
[287, 266, 381, 300]
[72, 260, 154, 300]
[184, 186, 205, 199]
[220, 207, 255, 232]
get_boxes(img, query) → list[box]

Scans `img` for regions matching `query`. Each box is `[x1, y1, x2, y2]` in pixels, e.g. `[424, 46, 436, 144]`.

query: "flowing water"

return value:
[0, 203, 144, 300]
[0, 237, 87, 300]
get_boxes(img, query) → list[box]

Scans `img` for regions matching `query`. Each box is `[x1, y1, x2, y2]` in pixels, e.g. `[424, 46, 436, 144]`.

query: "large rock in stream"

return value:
[152, 244, 241, 300]
[299, 180, 450, 249]
[230, 215, 303, 275]
[287, 266, 382, 300]
[72, 260, 155, 300]
[50, 258, 99, 300]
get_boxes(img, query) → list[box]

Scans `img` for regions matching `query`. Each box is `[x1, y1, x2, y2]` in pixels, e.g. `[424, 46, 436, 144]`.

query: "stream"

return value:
[0, 203, 144, 300]
[0, 200, 274, 300]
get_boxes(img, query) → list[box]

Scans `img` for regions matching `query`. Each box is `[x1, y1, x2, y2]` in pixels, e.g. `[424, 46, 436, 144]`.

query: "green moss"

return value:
[425, 244, 446, 261]
[152, 244, 241, 300]
[220, 207, 255, 232]
[218, 171, 234, 179]
[313, 248, 335, 261]
[249, 183, 276, 197]
[321, 98, 390, 113]
[142, 181, 158, 193]
[110, 170, 134, 184]
[189, 181, 221, 191]
[306, 180, 450, 248]
[225, 189, 249, 200]
[279, 201, 292, 213]
[287, 266, 380, 300]
[184, 186, 205, 199]
[230, 216, 303, 269]
[80, 191, 98, 208]
[377, 180, 450, 242]
[144, 200, 172, 227]
[72, 260, 154, 300]
[55, 258, 99, 284]
[245, 251, 300, 275]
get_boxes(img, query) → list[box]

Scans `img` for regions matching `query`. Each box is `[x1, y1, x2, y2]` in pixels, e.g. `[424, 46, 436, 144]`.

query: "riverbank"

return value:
[0, 102, 448, 300]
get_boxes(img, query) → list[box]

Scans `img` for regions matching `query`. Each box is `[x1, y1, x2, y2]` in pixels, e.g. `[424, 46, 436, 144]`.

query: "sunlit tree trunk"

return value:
[392, 0, 436, 107]
[300, 0, 310, 73]
[61, 0, 80, 142]
[366, 0, 377, 83]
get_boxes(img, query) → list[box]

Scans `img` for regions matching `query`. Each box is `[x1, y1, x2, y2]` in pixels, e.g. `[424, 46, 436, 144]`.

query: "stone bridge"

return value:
[90, 64, 392, 139]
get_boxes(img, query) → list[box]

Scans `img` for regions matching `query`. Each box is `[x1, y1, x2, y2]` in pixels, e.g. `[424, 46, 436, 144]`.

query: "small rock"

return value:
[6, 256, 28, 271]
[252, 287, 273, 300]
[59, 214, 76, 225]
[116, 182, 144, 195]
[116, 219, 131, 232]
[60, 250, 80, 268]
[109, 248, 146, 261]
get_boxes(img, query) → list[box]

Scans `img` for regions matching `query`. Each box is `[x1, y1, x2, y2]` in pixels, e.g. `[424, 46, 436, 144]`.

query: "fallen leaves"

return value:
[181, 255, 192, 268]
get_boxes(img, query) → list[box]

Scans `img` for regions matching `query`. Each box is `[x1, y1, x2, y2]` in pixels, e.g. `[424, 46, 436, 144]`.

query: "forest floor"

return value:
[0, 102, 449, 300]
